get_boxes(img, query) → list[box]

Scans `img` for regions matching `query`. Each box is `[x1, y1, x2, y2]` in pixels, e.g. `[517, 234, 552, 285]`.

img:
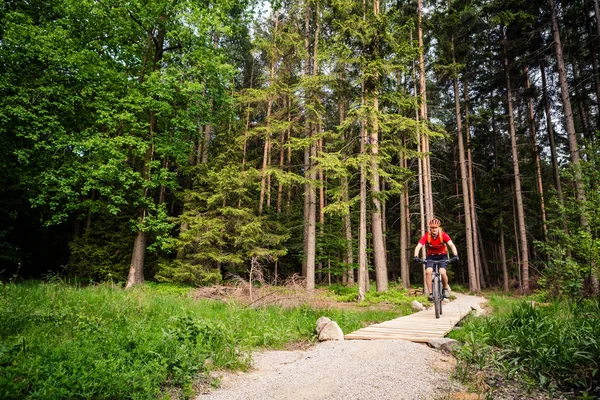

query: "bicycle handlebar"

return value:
[414, 256, 458, 264]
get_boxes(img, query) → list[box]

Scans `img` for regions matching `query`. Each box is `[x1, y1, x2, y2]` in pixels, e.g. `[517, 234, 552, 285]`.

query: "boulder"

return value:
[427, 338, 460, 352]
[315, 316, 331, 334]
[470, 304, 486, 317]
[411, 300, 425, 311]
[317, 320, 345, 341]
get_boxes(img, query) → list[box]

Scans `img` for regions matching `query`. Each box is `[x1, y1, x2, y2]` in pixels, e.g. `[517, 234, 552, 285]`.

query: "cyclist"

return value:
[413, 218, 459, 301]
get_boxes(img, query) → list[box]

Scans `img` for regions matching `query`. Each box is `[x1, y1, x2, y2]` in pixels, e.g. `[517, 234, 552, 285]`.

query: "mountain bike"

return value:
[415, 257, 457, 319]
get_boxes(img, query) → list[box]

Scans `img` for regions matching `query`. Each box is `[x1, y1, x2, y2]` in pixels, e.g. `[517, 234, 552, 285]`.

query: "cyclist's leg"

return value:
[440, 267, 449, 288]
[440, 268, 450, 298]
[425, 267, 433, 295]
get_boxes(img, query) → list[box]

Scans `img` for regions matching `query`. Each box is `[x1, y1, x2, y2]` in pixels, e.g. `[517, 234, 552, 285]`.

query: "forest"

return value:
[1, 0, 599, 299]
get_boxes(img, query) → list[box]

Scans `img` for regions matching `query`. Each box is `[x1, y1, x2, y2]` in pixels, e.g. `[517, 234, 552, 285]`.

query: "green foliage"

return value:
[0, 281, 400, 399]
[160, 163, 289, 284]
[68, 214, 134, 282]
[449, 296, 600, 396]
[327, 283, 425, 314]
[536, 145, 600, 299]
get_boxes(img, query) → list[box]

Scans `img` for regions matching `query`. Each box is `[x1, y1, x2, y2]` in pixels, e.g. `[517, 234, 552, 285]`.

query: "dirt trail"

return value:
[194, 292, 490, 400]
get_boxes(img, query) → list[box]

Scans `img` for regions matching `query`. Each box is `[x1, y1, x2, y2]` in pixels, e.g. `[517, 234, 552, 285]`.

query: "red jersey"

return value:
[419, 232, 451, 255]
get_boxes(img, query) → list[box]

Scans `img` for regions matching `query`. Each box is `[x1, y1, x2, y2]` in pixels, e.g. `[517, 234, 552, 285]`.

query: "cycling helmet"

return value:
[428, 218, 441, 227]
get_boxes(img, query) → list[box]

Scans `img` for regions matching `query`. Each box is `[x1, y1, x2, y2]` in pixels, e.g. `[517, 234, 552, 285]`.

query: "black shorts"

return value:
[425, 254, 449, 270]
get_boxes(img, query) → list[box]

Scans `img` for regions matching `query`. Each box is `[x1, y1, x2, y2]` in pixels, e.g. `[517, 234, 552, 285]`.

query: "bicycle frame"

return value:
[417, 258, 449, 319]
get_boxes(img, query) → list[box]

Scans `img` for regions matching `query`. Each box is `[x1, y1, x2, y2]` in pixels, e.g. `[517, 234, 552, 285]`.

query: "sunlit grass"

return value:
[0, 281, 401, 399]
[449, 295, 600, 396]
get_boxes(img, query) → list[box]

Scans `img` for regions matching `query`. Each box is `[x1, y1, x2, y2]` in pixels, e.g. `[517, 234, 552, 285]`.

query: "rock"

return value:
[470, 304, 486, 317]
[411, 300, 425, 311]
[315, 316, 331, 334]
[427, 338, 460, 352]
[317, 320, 345, 341]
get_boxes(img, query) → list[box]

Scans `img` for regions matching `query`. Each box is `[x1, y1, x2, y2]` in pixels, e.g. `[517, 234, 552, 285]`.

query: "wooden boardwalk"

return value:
[345, 293, 487, 342]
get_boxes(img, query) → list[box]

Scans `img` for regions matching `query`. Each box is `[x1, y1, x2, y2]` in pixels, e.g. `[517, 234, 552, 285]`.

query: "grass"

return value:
[327, 282, 429, 309]
[0, 281, 402, 399]
[448, 295, 600, 398]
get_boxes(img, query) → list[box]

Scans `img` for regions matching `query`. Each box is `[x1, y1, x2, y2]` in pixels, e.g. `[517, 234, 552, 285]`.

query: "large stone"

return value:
[411, 300, 425, 311]
[315, 316, 331, 334]
[427, 338, 460, 352]
[470, 304, 486, 317]
[317, 320, 345, 341]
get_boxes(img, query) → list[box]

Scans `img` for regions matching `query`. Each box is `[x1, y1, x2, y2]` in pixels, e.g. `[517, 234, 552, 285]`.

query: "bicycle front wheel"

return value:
[432, 276, 441, 319]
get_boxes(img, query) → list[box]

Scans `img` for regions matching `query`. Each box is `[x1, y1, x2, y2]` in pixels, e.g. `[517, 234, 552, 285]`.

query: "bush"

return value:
[449, 296, 600, 396]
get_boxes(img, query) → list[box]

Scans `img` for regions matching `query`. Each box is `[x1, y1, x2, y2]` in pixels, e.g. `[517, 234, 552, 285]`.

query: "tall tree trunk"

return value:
[539, 59, 566, 219]
[340, 99, 354, 286]
[126, 22, 166, 289]
[259, 11, 279, 215]
[358, 1, 368, 299]
[500, 224, 509, 292]
[411, 29, 428, 294]
[241, 57, 255, 171]
[463, 77, 483, 289]
[370, 0, 387, 293]
[549, 0, 598, 292]
[400, 143, 410, 288]
[549, 0, 588, 224]
[503, 27, 529, 293]
[358, 110, 368, 300]
[314, 1, 324, 284]
[451, 34, 478, 293]
[585, 0, 600, 125]
[572, 61, 592, 141]
[302, 0, 316, 291]
[525, 66, 548, 240]
[276, 99, 286, 214]
[418, 0, 433, 223]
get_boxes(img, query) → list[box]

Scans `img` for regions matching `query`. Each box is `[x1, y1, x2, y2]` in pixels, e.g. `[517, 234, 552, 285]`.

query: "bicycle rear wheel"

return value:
[432, 276, 441, 319]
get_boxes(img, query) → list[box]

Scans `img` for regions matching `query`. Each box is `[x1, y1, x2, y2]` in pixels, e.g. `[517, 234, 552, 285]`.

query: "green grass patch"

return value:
[326, 282, 426, 312]
[0, 281, 399, 399]
[448, 295, 600, 397]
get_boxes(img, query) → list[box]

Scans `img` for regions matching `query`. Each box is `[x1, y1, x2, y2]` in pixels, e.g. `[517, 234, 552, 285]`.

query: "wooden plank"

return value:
[344, 293, 486, 342]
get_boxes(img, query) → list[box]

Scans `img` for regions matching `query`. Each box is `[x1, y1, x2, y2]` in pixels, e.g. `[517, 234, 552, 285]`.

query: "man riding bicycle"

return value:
[413, 218, 459, 301]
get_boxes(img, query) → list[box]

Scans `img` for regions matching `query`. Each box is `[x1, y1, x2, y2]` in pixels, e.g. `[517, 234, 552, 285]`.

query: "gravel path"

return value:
[197, 339, 463, 400]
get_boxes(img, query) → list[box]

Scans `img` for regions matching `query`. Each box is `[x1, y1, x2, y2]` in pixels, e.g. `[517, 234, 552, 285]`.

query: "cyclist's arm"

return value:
[447, 240, 458, 257]
[414, 243, 423, 258]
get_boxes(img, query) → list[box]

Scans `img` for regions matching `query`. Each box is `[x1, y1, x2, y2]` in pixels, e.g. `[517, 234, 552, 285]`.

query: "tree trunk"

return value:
[539, 59, 566, 223]
[259, 11, 279, 215]
[463, 77, 483, 289]
[303, 0, 316, 291]
[571, 61, 592, 141]
[549, 0, 588, 224]
[503, 28, 529, 293]
[358, 25, 368, 299]
[549, 0, 598, 292]
[500, 224, 509, 292]
[525, 66, 548, 240]
[126, 23, 165, 288]
[340, 99, 355, 286]
[418, 0, 433, 224]
[400, 146, 410, 288]
[358, 119, 368, 300]
[411, 30, 428, 294]
[451, 34, 478, 293]
[585, 0, 600, 125]
[126, 228, 146, 288]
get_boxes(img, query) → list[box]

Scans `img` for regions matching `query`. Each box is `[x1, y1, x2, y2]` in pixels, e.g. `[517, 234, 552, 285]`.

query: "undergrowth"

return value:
[448, 295, 600, 398]
[0, 281, 400, 399]
[328, 282, 428, 310]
